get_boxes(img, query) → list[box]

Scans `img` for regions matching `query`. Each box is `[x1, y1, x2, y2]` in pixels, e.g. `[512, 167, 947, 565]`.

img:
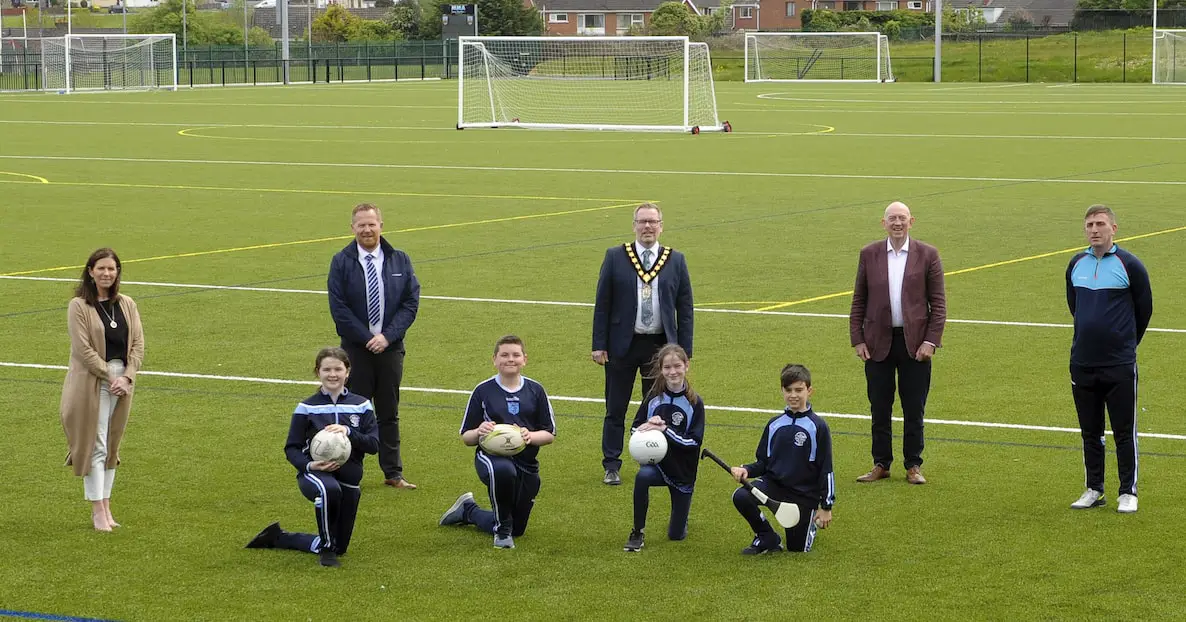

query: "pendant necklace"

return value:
[97, 300, 118, 329]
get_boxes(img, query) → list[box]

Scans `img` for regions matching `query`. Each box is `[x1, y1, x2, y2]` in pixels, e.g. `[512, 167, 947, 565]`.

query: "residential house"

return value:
[531, 0, 713, 35]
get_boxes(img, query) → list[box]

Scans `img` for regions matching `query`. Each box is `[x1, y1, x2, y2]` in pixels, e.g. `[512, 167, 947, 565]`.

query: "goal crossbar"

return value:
[43, 33, 177, 93]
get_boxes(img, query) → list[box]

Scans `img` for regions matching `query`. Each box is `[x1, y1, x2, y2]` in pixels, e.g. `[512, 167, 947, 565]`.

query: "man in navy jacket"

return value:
[592, 203, 694, 485]
[328, 203, 421, 489]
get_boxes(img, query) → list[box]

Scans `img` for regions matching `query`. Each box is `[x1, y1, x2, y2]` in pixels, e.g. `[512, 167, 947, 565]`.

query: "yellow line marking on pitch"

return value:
[0, 176, 641, 204]
[0, 171, 49, 183]
[754, 225, 1186, 312]
[0, 202, 644, 277]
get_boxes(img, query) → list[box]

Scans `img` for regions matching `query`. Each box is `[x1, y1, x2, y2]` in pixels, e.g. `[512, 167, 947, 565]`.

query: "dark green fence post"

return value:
[1122, 33, 1126, 83]
[978, 36, 982, 82]
[1025, 35, 1030, 83]
[1073, 33, 1078, 82]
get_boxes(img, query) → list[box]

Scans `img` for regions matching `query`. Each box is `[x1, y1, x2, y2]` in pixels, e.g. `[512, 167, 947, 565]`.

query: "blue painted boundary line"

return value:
[0, 610, 116, 622]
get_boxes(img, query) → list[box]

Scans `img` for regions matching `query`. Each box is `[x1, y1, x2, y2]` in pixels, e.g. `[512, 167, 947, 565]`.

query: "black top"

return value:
[97, 299, 129, 363]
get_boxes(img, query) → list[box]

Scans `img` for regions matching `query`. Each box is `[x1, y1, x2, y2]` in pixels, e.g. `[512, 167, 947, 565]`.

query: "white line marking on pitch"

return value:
[1, 154, 1183, 187]
[4, 275, 1184, 334]
[929, 84, 1033, 92]
[2, 361, 1182, 440]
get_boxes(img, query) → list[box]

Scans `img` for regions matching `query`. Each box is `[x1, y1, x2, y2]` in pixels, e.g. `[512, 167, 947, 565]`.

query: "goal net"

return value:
[1154, 30, 1186, 84]
[41, 34, 176, 93]
[458, 36, 724, 132]
[745, 32, 893, 83]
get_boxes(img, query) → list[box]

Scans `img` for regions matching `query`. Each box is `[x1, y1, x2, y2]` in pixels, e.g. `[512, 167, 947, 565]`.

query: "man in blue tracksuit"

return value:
[1066, 205, 1153, 515]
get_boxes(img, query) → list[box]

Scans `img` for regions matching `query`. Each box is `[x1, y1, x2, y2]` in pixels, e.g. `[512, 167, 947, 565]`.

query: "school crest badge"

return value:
[350, 414, 361, 427]
[507, 400, 520, 416]
[671, 412, 684, 426]
[794, 431, 808, 447]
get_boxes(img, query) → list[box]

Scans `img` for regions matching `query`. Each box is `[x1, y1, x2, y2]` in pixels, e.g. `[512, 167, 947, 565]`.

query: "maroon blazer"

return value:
[849, 238, 947, 363]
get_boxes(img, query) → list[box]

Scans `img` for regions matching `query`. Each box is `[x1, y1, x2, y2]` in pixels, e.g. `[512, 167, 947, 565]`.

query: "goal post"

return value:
[41, 34, 177, 93]
[457, 36, 725, 132]
[1153, 29, 1186, 85]
[745, 32, 894, 83]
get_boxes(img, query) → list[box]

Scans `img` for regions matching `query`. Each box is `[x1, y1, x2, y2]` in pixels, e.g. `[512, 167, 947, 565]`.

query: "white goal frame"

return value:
[744, 31, 894, 83]
[1153, 29, 1186, 85]
[43, 33, 177, 93]
[457, 35, 724, 132]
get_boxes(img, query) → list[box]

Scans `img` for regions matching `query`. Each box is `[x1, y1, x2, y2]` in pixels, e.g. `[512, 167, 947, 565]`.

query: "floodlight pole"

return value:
[243, 0, 249, 77]
[279, 0, 290, 84]
[182, 0, 188, 51]
[934, 0, 942, 82]
[67, 0, 72, 35]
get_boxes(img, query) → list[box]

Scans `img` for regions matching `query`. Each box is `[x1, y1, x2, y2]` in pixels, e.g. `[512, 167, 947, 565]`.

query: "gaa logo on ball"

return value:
[629, 429, 668, 465]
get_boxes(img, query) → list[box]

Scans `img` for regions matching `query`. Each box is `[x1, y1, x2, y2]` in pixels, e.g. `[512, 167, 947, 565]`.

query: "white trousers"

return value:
[84, 359, 124, 501]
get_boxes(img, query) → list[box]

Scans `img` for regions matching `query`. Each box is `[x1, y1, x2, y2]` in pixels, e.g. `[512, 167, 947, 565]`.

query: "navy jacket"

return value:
[461, 376, 557, 474]
[592, 244, 694, 359]
[744, 407, 835, 511]
[328, 237, 420, 348]
[1066, 244, 1153, 368]
[284, 389, 380, 487]
[631, 388, 705, 493]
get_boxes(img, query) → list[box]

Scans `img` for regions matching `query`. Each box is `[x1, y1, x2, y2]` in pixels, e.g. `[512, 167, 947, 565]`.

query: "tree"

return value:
[384, 0, 423, 39]
[941, 3, 986, 32]
[647, 1, 699, 36]
[375, 0, 395, 6]
[312, 4, 360, 42]
[473, 0, 543, 36]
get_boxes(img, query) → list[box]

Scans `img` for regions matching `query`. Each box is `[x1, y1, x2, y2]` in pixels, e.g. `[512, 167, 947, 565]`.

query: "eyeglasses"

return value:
[634, 219, 662, 226]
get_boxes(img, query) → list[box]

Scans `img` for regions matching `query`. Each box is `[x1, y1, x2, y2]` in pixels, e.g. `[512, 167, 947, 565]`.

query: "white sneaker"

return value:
[1070, 489, 1105, 509]
[1117, 494, 1138, 514]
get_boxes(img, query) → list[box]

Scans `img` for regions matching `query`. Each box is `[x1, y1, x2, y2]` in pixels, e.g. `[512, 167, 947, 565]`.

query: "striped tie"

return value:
[365, 254, 381, 328]
[641, 249, 654, 327]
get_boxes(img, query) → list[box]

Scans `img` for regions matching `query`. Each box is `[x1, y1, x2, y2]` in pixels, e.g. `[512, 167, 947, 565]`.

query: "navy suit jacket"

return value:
[327, 237, 420, 349]
[592, 244, 694, 360]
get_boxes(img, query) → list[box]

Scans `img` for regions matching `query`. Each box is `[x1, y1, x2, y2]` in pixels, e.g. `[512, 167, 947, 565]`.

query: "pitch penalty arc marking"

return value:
[3, 154, 1185, 187]
[2, 361, 1183, 441]
[0, 202, 642, 277]
[754, 224, 1186, 312]
[3, 275, 1184, 335]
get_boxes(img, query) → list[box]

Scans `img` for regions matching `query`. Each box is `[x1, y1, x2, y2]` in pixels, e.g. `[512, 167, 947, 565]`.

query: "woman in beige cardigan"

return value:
[61, 248, 145, 532]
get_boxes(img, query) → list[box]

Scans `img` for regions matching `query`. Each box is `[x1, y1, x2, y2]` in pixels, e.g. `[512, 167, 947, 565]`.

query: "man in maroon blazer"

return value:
[849, 202, 946, 485]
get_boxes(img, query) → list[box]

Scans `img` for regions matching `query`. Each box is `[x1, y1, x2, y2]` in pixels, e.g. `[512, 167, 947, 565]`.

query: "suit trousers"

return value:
[343, 341, 405, 479]
[865, 328, 931, 470]
[1071, 363, 1139, 497]
[602, 333, 666, 471]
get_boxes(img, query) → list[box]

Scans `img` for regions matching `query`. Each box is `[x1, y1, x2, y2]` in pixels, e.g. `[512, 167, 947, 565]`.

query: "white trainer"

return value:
[1070, 489, 1105, 509]
[1117, 494, 1138, 514]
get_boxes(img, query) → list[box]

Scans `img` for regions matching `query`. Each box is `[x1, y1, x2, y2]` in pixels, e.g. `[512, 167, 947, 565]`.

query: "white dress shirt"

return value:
[886, 237, 909, 328]
[633, 242, 664, 334]
[357, 243, 385, 336]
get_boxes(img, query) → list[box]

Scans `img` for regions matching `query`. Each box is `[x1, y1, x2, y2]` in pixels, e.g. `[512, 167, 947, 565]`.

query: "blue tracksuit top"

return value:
[744, 407, 835, 511]
[284, 388, 380, 487]
[1066, 244, 1153, 367]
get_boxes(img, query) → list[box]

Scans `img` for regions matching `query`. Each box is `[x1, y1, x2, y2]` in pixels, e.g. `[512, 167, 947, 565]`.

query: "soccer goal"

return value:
[458, 36, 726, 133]
[41, 34, 177, 93]
[745, 32, 894, 83]
[1153, 30, 1186, 84]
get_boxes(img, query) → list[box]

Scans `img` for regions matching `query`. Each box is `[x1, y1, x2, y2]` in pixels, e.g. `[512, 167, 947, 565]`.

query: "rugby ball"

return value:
[310, 428, 352, 464]
[479, 423, 527, 457]
[629, 429, 668, 465]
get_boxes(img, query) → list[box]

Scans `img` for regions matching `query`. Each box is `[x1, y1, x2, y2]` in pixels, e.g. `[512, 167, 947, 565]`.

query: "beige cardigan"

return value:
[60, 295, 145, 477]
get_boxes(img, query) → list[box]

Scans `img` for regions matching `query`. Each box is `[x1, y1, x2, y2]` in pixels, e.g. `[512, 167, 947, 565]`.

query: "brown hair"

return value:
[1084, 204, 1115, 223]
[352, 203, 382, 221]
[493, 334, 525, 356]
[74, 248, 122, 307]
[644, 344, 698, 403]
[633, 203, 663, 221]
[314, 347, 351, 375]
[780, 364, 812, 389]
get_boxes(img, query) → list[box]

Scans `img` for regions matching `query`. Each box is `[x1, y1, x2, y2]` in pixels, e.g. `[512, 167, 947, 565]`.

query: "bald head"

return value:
[881, 201, 914, 247]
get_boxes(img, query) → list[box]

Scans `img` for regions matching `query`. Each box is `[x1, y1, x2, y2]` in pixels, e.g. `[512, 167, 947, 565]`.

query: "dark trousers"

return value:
[343, 340, 405, 479]
[275, 471, 362, 555]
[1071, 363, 1139, 497]
[865, 328, 931, 470]
[633, 465, 693, 540]
[472, 453, 541, 538]
[731, 479, 818, 553]
[602, 333, 666, 471]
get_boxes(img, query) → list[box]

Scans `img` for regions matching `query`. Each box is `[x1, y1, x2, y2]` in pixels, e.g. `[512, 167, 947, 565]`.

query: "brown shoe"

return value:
[856, 465, 890, 482]
[384, 477, 418, 490]
[906, 467, 927, 485]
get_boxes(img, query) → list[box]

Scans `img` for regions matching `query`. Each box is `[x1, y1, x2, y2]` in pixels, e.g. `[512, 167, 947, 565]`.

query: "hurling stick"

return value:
[700, 448, 800, 529]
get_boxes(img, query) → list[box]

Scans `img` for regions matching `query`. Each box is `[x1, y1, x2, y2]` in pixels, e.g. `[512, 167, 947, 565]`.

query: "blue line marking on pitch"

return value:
[0, 610, 116, 622]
